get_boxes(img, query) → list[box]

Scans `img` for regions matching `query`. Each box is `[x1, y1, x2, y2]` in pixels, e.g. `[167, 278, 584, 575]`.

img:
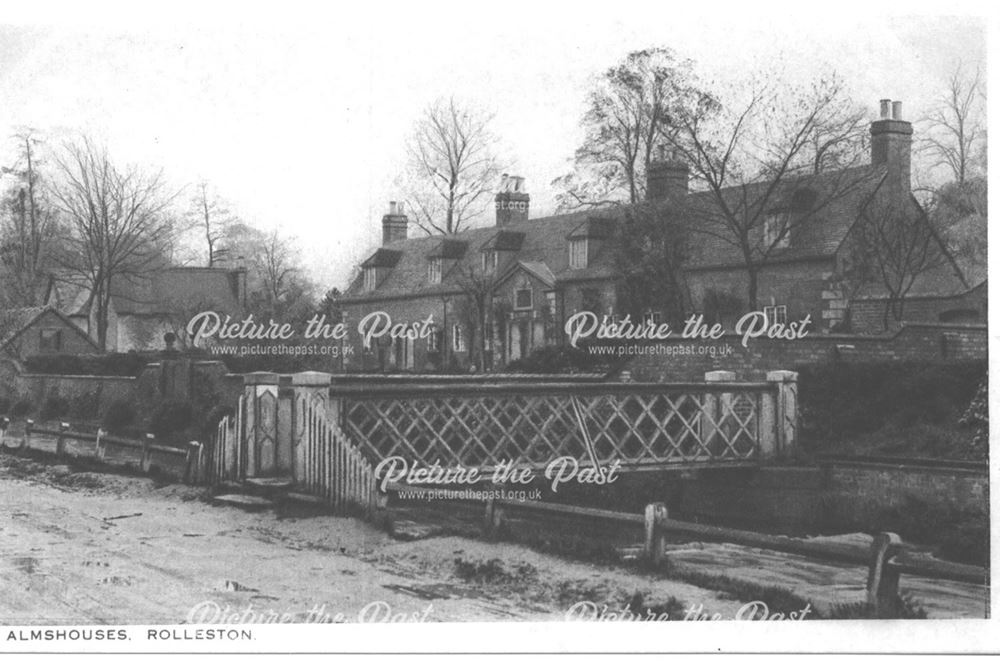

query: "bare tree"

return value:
[186, 181, 237, 266]
[920, 63, 986, 186]
[49, 137, 178, 350]
[402, 97, 501, 235]
[665, 74, 872, 309]
[453, 265, 498, 371]
[0, 129, 62, 307]
[554, 48, 705, 209]
[843, 196, 955, 330]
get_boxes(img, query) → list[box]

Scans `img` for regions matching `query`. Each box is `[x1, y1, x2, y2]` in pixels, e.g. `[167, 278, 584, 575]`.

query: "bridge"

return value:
[210, 370, 799, 517]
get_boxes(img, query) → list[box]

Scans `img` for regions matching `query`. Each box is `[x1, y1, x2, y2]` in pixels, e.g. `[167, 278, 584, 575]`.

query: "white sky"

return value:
[0, 4, 989, 291]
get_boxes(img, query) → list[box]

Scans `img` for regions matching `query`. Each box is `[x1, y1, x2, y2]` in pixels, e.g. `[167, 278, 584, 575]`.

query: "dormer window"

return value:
[428, 258, 443, 284]
[569, 239, 588, 269]
[763, 213, 790, 250]
[482, 250, 498, 274]
[363, 267, 378, 292]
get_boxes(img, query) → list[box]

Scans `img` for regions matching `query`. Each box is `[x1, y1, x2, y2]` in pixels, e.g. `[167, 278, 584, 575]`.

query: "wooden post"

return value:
[140, 433, 154, 473]
[643, 502, 669, 567]
[0, 416, 9, 444]
[56, 422, 69, 457]
[766, 370, 799, 457]
[21, 419, 34, 452]
[866, 532, 903, 616]
[95, 428, 107, 461]
[184, 441, 201, 483]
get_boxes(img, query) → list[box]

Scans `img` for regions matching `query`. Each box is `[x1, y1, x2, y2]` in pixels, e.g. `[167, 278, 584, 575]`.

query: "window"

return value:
[763, 305, 787, 325]
[39, 328, 62, 352]
[363, 267, 378, 292]
[545, 291, 557, 319]
[763, 213, 790, 249]
[482, 250, 498, 274]
[514, 287, 533, 310]
[427, 328, 441, 352]
[452, 324, 466, 352]
[643, 311, 663, 325]
[569, 239, 588, 269]
[428, 258, 442, 284]
[581, 287, 602, 314]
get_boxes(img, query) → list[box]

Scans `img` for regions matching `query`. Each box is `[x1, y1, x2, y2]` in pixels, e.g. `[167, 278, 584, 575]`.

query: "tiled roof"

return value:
[345, 207, 620, 302]
[49, 267, 244, 317]
[341, 163, 935, 303]
[683, 165, 888, 268]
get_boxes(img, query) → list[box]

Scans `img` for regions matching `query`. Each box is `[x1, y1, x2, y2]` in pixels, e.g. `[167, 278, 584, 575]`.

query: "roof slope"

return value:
[48, 267, 245, 317]
[0, 306, 99, 351]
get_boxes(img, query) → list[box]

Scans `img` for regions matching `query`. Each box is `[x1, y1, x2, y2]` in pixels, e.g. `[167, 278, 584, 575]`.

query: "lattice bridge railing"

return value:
[334, 381, 775, 471]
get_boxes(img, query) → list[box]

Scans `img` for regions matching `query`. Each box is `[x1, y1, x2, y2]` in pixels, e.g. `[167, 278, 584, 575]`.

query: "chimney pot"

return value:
[891, 101, 903, 121]
[880, 99, 891, 119]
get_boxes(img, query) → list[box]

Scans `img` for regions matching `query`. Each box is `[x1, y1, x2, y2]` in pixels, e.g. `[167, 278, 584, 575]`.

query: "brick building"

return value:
[336, 100, 984, 372]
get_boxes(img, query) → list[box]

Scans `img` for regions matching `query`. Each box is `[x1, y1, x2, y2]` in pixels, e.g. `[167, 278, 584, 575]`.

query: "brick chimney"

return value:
[382, 201, 408, 244]
[495, 174, 529, 227]
[646, 147, 689, 201]
[870, 99, 912, 194]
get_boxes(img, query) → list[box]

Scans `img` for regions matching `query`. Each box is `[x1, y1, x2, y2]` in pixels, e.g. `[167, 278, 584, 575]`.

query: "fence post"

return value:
[766, 370, 799, 456]
[95, 428, 107, 461]
[184, 441, 201, 483]
[866, 532, 903, 616]
[56, 422, 69, 457]
[277, 376, 296, 478]
[643, 502, 669, 567]
[140, 433, 154, 473]
[702, 371, 735, 453]
[483, 498, 506, 539]
[21, 419, 34, 452]
[0, 416, 9, 445]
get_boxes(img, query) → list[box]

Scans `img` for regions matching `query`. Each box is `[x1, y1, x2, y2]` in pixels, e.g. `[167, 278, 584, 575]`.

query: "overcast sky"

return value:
[0, 6, 988, 291]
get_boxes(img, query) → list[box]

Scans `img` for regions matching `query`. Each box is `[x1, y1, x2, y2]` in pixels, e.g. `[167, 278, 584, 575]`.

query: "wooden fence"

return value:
[2, 417, 207, 484]
[475, 495, 987, 617]
[386, 483, 986, 617]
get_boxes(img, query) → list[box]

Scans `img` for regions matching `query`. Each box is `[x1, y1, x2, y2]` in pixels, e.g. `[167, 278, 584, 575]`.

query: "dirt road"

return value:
[0, 453, 746, 624]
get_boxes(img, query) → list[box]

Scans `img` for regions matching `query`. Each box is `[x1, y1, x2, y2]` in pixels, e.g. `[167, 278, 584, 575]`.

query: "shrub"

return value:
[24, 352, 151, 377]
[149, 400, 194, 436]
[103, 400, 137, 433]
[505, 344, 615, 374]
[11, 397, 34, 417]
[39, 393, 70, 421]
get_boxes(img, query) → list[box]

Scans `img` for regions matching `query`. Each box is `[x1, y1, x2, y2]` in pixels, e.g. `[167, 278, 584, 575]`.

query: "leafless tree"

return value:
[665, 74, 872, 309]
[186, 181, 237, 267]
[0, 129, 62, 307]
[920, 63, 986, 186]
[453, 264, 498, 371]
[48, 137, 178, 350]
[554, 48, 705, 210]
[843, 196, 955, 330]
[402, 97, 502, 235]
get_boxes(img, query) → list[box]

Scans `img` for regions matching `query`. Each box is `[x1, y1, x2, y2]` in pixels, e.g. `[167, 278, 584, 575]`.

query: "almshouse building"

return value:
[336, 100, 984, 372]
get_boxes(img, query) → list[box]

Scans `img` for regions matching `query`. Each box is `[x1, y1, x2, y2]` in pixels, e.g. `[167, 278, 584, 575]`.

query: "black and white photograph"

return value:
[0, 3, 993, 655]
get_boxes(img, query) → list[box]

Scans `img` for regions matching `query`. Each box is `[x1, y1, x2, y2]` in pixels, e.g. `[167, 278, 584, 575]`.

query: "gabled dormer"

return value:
[567, 217, 615, 270]
[426, 239, 468, 284]
[360, 248, 403, 292]
[479, 230, 525, 275]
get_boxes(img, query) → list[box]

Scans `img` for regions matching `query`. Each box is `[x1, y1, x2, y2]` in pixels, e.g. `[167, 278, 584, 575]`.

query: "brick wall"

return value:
[850, 282, 987, 333]
[623, 322, 988, 381]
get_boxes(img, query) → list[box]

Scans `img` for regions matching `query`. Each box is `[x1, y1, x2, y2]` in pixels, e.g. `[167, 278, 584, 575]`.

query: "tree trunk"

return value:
[746, 266, 759, 311]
